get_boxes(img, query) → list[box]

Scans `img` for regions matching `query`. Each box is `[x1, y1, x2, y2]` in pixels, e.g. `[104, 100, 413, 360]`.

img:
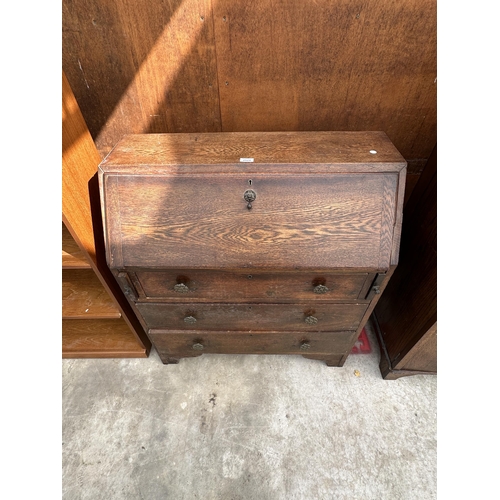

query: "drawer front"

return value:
[136, 302, 368, 331]
[149, 330, 355, 356]
[134, 270, 373, 302]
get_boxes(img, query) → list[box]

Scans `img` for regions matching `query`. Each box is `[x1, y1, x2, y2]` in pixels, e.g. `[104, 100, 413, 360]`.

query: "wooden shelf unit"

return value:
[62, 319, 149, 358]
[62, 222, 91, 269]
[62, 71, 151, 358]
[62, 267, 122, 320]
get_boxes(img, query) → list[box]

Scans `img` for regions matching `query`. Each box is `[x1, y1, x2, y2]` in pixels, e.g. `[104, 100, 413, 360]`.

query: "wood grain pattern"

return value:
[62, 72, 152, 356]
[63, 72, 102, 263]
[213, 0, 436, 161]
[376, 177, 436, 361]
[100, 131, 405, 365]
[390, 166, 407, 265]
[100, 131, 406, 169]
[62, 270, 121, 319]
[133, 270, 373, 302]
[398, 322, 436, 372]
[63, 0, 221, 155]
[62, 319, 147, 358]
[372, 145, 436, 378]
[62, 222, 91, 269]
[99, 135, 405, 280]
[337, 265, 397, 366]
[149, 330, 354, 360]
[138, 302, 367, 331]
[63, 0, 435, 177]
[101, 174, 124, 270]
[372, 314, 436, 379]
[103, 172, 399, 269]
[378, 174, 398, 268]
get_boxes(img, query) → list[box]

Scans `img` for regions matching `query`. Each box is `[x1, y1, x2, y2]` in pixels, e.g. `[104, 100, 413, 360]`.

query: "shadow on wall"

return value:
[63, 0, 221, 156]
[63, 0, 436, 167]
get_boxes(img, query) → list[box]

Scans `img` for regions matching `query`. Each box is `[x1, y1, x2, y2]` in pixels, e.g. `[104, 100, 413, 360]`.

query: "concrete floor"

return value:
[62, 320, 437, 499]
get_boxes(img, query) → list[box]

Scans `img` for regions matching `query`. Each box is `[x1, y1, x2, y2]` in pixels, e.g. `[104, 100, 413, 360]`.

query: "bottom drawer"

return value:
[149, 329, 356, 358]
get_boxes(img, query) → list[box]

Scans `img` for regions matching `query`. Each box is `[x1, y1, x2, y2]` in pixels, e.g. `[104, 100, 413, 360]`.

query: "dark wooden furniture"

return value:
[372, 146, 437, 379]
[62, 72, 152, 358]
[98, 131, 406, 365]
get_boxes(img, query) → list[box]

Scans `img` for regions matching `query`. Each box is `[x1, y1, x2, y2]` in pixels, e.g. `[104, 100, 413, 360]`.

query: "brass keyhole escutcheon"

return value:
[244, 189, 256, 210]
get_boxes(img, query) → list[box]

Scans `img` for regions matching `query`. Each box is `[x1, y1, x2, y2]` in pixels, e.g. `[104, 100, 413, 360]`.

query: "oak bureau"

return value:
[98, 132, 406, 366]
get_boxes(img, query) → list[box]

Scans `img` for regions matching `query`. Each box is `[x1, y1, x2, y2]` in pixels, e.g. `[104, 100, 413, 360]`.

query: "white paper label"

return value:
[239, 158, 254, 162]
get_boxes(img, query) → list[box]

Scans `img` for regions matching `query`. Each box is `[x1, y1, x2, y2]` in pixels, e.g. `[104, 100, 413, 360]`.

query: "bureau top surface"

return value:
[99, 131, 406, 172]
[99, 132, 406, 271]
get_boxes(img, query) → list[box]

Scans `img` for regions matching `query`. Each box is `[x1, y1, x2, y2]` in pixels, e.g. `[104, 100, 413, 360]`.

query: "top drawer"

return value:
[128, 269, 374, 303]
[99, 132, 406, 271]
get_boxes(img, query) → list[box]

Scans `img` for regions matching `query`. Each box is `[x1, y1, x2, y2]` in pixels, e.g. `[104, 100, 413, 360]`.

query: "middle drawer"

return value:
[136, 302, 368, 331]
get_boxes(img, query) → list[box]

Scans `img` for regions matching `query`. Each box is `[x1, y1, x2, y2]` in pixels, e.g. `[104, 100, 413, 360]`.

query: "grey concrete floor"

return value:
[62, 320, 437, 499]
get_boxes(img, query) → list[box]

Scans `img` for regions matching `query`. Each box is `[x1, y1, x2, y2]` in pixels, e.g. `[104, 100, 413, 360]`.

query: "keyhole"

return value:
[248, 179, 252, 185]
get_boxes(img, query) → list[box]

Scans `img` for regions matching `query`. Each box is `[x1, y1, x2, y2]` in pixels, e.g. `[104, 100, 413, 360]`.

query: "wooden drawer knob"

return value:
[313, 284, 329, 294]
[184, 315, 197, 324]
[304, 315, 318, 325]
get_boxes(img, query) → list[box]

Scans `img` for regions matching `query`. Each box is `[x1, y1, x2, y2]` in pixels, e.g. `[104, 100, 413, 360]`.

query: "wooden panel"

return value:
[373, 145, 436, 377]
[63, 0, 436, 165]
[404, 173, 421, 206]
[103, 172, 398, 269]
[63, 0, 221, 156]
[389, 163, 406, 266]
[62, 72, 102, 263]
[134, 270, 373, 302]
[150, 330, 354, 356]
[212, 0, 436, 161]
[62, 319, 147, 358]
[62, 72, 152, 355]
[375, 228, 436, 362]
[375, 161, 436, 364]
[398, 322, 437, 372]
[62, 222, 91, 269]
[62, 269, 121, 319]
[99, 131, 405, 270]
[99, 131, 406, 168]
[138, 302, 368, 331]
